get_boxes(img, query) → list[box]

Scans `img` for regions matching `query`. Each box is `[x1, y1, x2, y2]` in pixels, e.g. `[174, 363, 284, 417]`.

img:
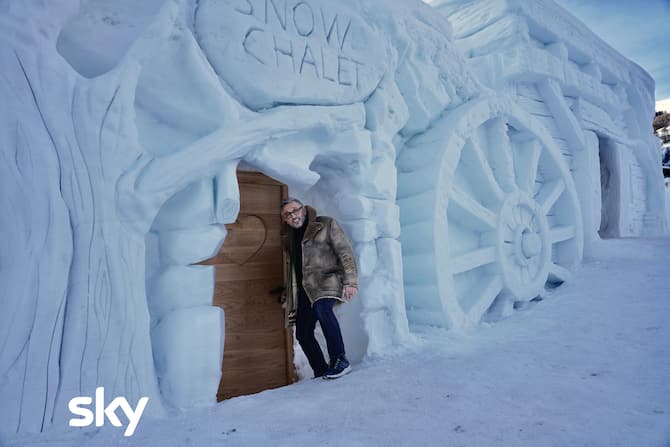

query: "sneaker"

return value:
[323, 356, 351, 379]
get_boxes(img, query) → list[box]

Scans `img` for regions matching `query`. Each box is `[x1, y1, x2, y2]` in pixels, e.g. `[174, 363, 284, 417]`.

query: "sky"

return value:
[553, 0, 670, 107]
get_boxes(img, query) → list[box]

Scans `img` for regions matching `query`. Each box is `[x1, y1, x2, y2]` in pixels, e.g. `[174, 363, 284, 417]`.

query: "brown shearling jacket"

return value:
[281, 206, 358, 327]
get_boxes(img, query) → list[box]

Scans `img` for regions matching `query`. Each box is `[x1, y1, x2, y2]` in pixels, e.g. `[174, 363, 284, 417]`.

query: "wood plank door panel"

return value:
[201, 171, 294, 400]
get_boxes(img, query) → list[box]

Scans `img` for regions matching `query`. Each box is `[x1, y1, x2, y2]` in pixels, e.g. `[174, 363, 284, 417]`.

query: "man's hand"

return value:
[343, 286, 358, 301]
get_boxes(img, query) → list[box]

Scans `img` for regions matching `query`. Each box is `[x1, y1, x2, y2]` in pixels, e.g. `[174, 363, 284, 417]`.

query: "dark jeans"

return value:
[295, 288, 346, 377]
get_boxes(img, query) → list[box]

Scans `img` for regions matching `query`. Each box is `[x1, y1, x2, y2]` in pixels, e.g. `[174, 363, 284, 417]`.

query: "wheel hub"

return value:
[497, 192, 552, 301]
[521, 230, 541, 258]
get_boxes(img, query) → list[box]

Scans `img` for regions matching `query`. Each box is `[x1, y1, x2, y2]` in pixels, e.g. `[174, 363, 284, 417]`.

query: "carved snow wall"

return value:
[0, 0, 665, 438]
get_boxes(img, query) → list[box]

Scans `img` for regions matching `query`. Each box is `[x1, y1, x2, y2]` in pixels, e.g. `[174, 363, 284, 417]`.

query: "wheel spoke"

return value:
[513, 137, 542, 194]
[451, 246, 497, 274]
[515, 206, 524, 226]
[449, 187, 498, 230]
[532, 256, 541, 272]
[486, 117, 517, 193]
[536, 179, 565, 214]
[465, 276, 504, 321]
[521, 207, 534, 226]
[464, 132, 505, 202]
[550, 225, 576, 243]
[504, 242, 514, 255]
[548, 262, 572, 283]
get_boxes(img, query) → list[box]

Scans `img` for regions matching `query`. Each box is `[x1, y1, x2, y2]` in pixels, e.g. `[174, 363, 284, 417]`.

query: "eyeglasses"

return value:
[282, 206, 303, 220]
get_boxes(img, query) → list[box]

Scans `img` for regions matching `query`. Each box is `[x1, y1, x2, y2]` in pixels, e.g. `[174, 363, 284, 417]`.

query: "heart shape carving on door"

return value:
[222, 214, 268, 265]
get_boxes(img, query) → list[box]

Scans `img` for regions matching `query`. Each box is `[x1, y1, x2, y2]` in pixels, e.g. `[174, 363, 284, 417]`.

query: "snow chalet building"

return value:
[0, 0, 666, 436]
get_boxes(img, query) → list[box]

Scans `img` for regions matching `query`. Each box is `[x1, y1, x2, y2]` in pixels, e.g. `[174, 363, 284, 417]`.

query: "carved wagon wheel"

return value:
[397, 97, 583, 328]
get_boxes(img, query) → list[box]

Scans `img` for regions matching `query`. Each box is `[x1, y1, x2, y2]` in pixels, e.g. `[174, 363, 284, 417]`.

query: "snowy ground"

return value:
[6, 238, 670, 447]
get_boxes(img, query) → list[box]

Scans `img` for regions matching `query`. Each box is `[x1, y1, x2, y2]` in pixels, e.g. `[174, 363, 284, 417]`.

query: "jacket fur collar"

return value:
[302, 206, 322, 242]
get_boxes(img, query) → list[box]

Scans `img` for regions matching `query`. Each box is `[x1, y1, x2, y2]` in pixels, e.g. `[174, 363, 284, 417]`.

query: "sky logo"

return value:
[68, 387, 149, 437]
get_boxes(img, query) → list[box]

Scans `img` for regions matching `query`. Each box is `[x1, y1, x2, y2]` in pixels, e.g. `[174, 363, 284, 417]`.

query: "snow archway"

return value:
[145, 174, 232, 409]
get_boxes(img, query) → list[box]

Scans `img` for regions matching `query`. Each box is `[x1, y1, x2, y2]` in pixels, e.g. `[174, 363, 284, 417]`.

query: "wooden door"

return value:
[201, 171, 294, 400]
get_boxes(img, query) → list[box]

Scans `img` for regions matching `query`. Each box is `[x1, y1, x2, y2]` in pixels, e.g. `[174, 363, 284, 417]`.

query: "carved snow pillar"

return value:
[574, 131, 604, 256]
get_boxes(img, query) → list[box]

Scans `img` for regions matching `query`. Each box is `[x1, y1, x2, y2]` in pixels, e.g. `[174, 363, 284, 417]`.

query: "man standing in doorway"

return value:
[280, 198, 358, 379]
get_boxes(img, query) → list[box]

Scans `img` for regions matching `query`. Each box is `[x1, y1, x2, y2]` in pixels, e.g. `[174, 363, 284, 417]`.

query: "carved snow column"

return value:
[598, 138, 625, 237]
[335, 76, 413, 357]
[145, 167, 235, 409]
[576, 131, 605, 254]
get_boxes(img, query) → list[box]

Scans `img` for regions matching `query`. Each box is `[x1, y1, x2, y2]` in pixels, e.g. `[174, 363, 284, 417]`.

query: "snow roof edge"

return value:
[513, 0, 654, 89]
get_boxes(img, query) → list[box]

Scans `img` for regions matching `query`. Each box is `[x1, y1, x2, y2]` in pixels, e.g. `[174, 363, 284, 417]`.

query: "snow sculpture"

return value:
[0, 0, 372, 435]
[433, 0, 668, 248]
[397, 96, 583, 327]
[0, 0, 665, 438]
[194, 0, 388, 108]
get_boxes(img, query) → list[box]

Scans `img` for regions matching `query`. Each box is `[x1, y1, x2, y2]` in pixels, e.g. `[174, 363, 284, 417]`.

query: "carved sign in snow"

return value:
[194, 0, 388, 109]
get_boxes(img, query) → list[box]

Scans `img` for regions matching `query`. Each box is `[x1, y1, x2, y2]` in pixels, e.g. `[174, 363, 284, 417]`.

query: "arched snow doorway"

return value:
[199, 170, 296, 400]
[598, 136, 649, 237]
[145, 169, 295, 406]
[598, 136, 620, 238]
